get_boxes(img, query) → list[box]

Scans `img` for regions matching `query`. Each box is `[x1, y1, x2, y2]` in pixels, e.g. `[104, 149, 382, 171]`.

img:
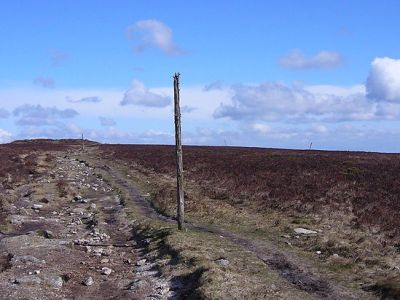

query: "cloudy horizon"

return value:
[1, 1, 400, 153]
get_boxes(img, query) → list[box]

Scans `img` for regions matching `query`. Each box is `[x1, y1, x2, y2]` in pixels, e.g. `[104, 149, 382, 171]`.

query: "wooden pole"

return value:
[82, 133, 85, 152]
[174, 73, 184, 230]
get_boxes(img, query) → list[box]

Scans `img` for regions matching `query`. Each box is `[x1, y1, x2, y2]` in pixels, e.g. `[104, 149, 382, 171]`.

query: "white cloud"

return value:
[305, 84, 365, 96]
[13, 104, 78, 126]
[250, 123, 272, 135]
[213, 82, 381, 122]
[127, 19, 184, 56]
[0, 108, 9, 118]
[366, 57, 400, 102]
[67, 96, 102, 103]
[311, 124, 329, 134]
[121, 80, 171, 107]
[2, 55, 400, 153]
[203, 81, 224, 91]
[280, 49, 343, 70]
[375, 102, 400, 119]
[33, 76, 55, 88]
[99, 117, 116, 127]
[0, 128, 12, 143]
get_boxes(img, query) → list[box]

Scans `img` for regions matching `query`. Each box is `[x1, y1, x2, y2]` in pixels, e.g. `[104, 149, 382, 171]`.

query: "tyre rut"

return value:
[102, 164, 366, 300]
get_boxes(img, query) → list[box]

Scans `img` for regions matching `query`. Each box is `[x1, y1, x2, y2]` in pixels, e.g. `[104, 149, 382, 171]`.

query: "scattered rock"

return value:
[11, 255, 46, 266]
[31, 204, 43, 210]
[136, 270, 158, 277]
[129, 279, 145, 290]
[136, 264, 153, 272]
[101, 267, 112, 275]
[14, 275, 42, 285]
[83, 276, 94, 286]
[102, 248, 112, 256]
[44, 275, 64, 288]
[294, 228, 318, 235]
[155, 283, 169, 295]
[215, 258, 230, 266]
[136, 259, 147, 266]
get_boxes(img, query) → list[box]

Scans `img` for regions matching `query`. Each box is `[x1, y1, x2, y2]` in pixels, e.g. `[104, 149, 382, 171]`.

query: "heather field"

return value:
[0, 140, 399, 299]
[100, 144, 400, 242]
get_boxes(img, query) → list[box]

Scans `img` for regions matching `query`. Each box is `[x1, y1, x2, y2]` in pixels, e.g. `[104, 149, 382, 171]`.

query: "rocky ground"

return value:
[1, 142, 398, 300]
[0, 154, 181, 299]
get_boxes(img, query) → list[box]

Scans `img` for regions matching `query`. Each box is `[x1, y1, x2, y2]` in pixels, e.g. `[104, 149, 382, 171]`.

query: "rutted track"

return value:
[0, 155, 181, 299]
[102, 162, 365, 300]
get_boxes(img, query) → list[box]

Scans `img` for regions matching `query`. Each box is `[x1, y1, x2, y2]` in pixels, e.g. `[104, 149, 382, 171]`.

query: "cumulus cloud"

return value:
[279, 49, 343, 70]
[181, 124, 400, 152]
[0, 128, 12, 143]
[13, 104, 78, 126]
[127, 19, 184, 55]
[99, 117, 116, 127]
[0, 108, 9, 118]
[16, 125, 79, 140]
[33, 76, 55, 88]
[49, 49, 68, 66]
[67, 96, 102, 103]
[81, 127, 174, 144]
[121, 80, 171, 107]
[138, 130, 173, 143]
[203, 81, 224, 91]
[213, 82, 379, 122]
[366, 57, 400, 102]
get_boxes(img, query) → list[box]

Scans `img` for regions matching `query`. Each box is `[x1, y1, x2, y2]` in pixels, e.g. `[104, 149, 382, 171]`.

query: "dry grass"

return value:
[98, 144, 400, 298]
[100, 145, 400, 243]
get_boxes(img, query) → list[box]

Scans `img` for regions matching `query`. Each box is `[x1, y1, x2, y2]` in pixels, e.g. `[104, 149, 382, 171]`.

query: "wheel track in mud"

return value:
[0, 155, 180, 300]
[101, 163, 367, 300]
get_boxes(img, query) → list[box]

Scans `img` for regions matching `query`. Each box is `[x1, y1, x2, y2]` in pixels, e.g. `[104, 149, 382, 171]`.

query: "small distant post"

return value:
[173, 73, 184, 230]
[82, 133, 85, 152]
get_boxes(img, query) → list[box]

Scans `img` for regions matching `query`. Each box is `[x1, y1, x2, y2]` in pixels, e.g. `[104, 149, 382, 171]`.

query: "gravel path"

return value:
[0, 155, 180, 300]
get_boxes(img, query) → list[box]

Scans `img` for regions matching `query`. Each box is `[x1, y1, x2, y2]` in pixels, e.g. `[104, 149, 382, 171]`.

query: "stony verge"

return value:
[0, 154, 180, 299]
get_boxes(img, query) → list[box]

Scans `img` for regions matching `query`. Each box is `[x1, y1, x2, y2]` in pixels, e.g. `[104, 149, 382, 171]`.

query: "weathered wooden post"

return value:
[174, 73, 184, 230]
[82, 133, 85, 152]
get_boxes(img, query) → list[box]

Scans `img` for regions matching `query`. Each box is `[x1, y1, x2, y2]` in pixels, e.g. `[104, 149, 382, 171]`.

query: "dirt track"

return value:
[0, 149, 378, 299]
[99, 155, 372, 300]
[0, 154, 179, 299]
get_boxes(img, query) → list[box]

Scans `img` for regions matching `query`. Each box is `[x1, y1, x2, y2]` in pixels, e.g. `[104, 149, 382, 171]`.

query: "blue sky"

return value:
[1, 1, 400, 152]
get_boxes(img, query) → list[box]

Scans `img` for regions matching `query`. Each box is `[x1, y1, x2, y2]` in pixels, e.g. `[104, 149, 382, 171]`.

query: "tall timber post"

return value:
[82, 133, 85, 152]
[174, 73, 184, 230]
